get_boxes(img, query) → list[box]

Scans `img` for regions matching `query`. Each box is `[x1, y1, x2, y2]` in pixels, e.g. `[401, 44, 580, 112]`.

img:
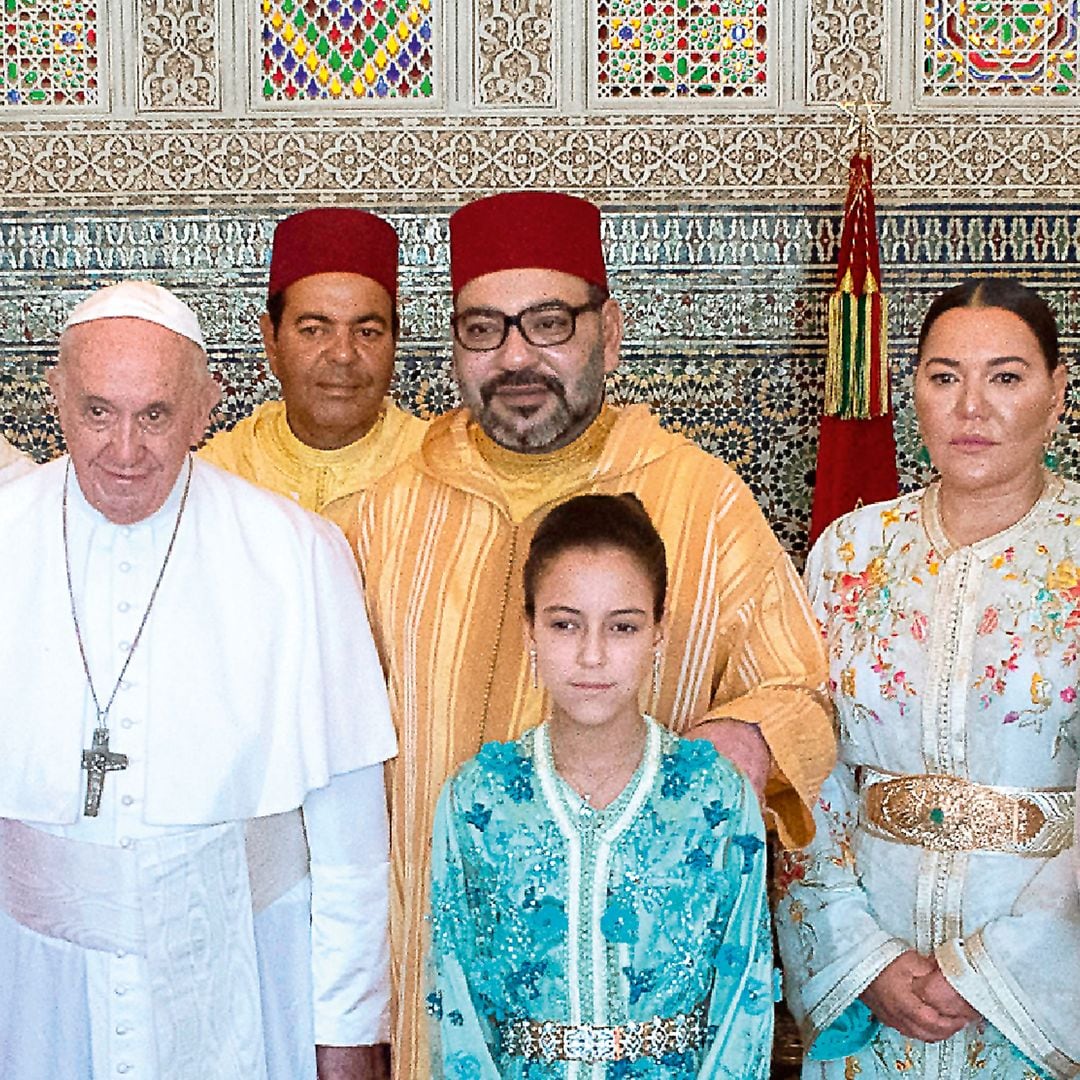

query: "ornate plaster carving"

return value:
[3, 113, 1080, 206]
[138, 0, 219, 110]
[806, 0, 886, 103]
[474, 0, 555, 107]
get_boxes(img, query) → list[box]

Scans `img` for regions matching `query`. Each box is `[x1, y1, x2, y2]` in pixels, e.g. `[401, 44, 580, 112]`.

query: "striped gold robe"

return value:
[353, 403, 835, 1078]
[200, 398, 426, 512]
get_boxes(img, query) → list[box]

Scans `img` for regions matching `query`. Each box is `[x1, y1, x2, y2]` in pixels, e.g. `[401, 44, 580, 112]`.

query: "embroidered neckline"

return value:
[922, 470, 1065, 559]
[535, 716, 661, 825]
[470, 405, 615, 483]
[266, 398, 388, 470]
[466, 407, 617, 523]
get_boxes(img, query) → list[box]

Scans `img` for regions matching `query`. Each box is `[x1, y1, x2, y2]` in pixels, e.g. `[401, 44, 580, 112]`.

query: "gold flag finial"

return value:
[835, 97, 889, 154]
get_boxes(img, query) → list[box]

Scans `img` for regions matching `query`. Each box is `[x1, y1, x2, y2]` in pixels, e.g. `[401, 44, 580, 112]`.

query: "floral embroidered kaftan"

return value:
[776, 478, 1080, 1080]
[428, 718, 774, 1079]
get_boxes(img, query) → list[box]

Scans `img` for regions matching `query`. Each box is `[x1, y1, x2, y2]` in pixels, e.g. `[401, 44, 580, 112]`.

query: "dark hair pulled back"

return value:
[523, 493, 667, 623]
[917, 277, 1060, 371]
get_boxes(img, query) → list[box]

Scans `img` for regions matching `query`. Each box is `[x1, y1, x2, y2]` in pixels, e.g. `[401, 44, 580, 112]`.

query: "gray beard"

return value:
[460, 344, 607, 454]
[477, 394, 603, 452]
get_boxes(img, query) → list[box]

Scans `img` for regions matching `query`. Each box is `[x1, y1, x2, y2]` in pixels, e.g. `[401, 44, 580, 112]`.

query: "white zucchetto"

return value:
[63, 281, 205, 349]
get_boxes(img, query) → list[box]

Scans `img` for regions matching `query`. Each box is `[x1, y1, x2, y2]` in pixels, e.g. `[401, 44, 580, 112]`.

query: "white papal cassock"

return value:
[0, 456, 398, 1080]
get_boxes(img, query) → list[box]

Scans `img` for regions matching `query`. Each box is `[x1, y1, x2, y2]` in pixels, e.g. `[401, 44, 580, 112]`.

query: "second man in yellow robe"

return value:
[201, 207, 426, 511]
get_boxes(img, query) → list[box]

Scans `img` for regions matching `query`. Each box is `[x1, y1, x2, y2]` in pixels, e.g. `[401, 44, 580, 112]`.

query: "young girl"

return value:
[427, 493, 773, 1079]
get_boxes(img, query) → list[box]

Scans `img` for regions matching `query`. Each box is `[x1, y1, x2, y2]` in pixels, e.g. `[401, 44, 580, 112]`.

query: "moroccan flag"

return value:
[808, 150, 899, 549]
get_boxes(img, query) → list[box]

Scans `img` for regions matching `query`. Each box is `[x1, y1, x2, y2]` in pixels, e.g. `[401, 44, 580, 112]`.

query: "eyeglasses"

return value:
[451, 300, 605, 352]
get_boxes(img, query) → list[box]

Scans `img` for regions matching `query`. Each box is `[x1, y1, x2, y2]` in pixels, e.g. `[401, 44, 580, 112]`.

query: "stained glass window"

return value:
[1, 0, 99, 106]
[923, 0, 1080, 96]
[261, 0, 434, 102]
[595, 0, 769, 99]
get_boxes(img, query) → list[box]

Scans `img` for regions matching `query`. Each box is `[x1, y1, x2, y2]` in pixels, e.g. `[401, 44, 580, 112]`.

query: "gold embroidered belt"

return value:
[501, 1002, 708, 1064]
[858, 767, 1074, 856]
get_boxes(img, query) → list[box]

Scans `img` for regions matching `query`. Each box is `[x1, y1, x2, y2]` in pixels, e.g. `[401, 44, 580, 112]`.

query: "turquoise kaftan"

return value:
[427, 716, 774, 1079]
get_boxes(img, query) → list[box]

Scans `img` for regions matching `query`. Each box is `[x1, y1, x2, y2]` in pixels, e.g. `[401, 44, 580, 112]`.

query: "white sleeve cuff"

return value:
[304, 765, 391, 1046]
[310, 859, 390, 1045]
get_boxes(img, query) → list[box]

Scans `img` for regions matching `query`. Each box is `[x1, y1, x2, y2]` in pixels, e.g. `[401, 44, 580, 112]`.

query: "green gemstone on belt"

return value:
[929, 807, 945, 825]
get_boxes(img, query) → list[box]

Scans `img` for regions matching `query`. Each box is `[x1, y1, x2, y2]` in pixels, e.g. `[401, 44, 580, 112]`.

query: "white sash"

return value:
[0, 817, 311, 1080]
[0, 814, 143, 953]
[245, 809, 309, 914]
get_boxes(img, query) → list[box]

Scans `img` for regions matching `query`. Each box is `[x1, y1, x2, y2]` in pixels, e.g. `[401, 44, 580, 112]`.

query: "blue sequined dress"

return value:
[427, 716, 774, 1079]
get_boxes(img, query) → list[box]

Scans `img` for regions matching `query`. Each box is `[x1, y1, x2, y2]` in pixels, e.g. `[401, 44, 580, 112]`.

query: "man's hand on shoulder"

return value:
[316, 1044, 391, 1080]
[686, 717, 771, 798]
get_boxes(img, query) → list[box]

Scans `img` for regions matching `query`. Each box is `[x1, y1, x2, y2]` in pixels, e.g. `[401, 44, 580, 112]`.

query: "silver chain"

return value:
[62, 455, 193, 730]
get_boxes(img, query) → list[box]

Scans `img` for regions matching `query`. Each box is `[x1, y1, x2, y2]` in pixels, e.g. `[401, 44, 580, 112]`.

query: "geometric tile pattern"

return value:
[596, 0, 769, 99]
[923, 0, 1080, 97]
[2, 205, 1077, 567]
[1, 0, 99, 105]
[260, 0, 434, 101]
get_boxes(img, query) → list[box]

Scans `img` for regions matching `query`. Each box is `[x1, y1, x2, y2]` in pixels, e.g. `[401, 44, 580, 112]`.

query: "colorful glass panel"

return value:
[260, 0, 434, 102]
[923, 0, 1080, 96]
[1, 0, 99, 106]
[595, 0, 768, 99]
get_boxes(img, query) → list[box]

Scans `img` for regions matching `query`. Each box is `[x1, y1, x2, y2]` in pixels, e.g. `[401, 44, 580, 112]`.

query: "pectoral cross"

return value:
[81, 727, 128, 817]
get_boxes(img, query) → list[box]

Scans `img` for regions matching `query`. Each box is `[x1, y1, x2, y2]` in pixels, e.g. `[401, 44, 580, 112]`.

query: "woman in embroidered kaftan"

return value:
[776, 278, 1080, 1080]
[427, 494, 774, 1079]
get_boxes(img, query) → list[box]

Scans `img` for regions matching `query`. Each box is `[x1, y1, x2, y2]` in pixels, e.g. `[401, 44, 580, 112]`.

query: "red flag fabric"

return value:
[808, 150, 899, 549]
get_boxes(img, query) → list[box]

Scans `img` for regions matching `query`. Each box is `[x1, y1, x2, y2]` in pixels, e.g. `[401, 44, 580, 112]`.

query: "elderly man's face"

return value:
[452, 268, 622, 453]
[50, 317, 219, 525]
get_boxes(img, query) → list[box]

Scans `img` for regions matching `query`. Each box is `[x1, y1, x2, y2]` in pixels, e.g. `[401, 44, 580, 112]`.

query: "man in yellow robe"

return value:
[201, 209, 424, 1079]
[345, 192, 836, 1077]
[201, 208, 426, 511]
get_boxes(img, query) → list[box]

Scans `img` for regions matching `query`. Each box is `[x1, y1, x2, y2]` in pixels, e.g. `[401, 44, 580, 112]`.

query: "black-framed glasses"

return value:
[451, 300, 605, 352]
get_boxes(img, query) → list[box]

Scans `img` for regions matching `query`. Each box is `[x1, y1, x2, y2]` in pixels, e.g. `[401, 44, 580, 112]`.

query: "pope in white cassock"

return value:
[0, 282, 398, 1080]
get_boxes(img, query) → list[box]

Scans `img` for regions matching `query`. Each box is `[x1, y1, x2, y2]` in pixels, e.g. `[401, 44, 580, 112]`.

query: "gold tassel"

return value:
[878, 295, 890, 415]
[825, 291, 846, 416]
[825, 278, 889, 421]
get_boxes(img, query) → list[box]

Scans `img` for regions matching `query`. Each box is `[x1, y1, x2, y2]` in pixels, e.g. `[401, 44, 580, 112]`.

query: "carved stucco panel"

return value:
[474, 0, 555, 108]
[3, 115, 1080, 204]
[138, 0, 219, 110]
[806, 0, 886, 103]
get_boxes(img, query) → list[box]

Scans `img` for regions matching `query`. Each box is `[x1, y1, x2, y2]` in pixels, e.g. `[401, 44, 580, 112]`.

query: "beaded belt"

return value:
[858, 767, 1074, 856]
[502, 1003, 708, 1064]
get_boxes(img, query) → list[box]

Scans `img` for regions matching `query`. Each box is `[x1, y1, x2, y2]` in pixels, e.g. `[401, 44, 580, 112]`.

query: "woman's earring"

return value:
[652, 648, 662, 699]
[1044, 430, 1060, 472]
[529, 648, 538, 690]
[915, 443, 932, 469]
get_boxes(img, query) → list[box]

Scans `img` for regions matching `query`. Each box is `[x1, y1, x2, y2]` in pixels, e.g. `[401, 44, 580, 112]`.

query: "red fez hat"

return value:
[449, 192, 608, 296]
[267, 208, 399, 303]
